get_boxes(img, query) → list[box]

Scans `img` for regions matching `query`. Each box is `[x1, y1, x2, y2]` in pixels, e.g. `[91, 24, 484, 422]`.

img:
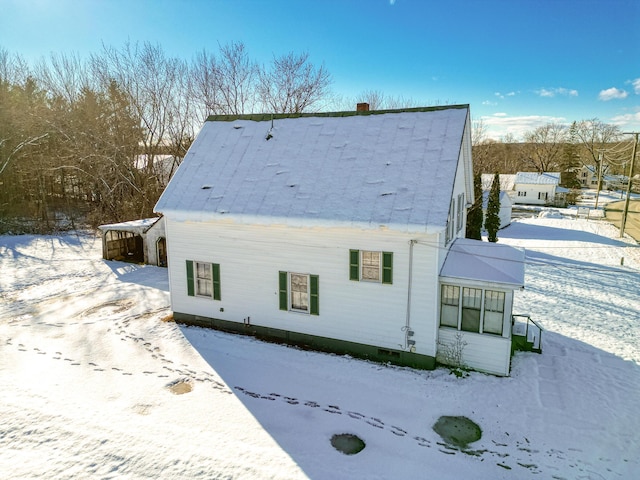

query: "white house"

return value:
[154, 105, 526, 376]
[513, 172, 562, 206]
[98, 216, 166, 267]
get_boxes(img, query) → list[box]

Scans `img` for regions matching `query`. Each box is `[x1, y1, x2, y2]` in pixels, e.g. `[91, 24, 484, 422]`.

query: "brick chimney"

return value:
[356, 102, 370, 112]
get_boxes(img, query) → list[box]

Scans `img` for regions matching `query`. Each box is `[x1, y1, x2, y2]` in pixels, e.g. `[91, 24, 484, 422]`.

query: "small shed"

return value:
[98, 217, 166, 266]
[482, 190, 512, 229]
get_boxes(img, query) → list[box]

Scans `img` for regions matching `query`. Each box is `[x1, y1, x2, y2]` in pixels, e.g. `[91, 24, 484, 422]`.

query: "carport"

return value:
[98, 217, 166, 266]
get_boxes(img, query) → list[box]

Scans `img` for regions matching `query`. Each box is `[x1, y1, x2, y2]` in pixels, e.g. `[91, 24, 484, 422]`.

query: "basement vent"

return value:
[377, 348, 400, 358]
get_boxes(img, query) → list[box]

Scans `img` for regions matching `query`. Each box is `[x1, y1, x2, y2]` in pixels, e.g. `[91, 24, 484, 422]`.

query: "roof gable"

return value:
[155, 105, 470, 233]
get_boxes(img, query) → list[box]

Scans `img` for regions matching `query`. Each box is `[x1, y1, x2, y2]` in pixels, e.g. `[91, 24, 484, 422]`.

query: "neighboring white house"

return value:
[98, 216, 166, 267]
[154, 105, 527, 376]
[513, 172, 562, 206]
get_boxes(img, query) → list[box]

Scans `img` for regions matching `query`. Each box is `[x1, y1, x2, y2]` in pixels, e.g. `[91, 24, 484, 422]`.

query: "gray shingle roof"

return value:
[155, 105, 470, 233]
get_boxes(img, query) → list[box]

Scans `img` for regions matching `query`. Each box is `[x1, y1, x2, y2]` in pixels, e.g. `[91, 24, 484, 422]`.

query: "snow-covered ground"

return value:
[1, 216, 639, 479]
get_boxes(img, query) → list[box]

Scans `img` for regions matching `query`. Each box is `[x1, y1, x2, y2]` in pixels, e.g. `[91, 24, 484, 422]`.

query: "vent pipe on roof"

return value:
[357, 103, 370, 112]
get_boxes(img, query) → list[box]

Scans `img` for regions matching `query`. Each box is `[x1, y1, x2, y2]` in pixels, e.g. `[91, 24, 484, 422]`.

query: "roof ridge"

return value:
[205, 104, 469, 123]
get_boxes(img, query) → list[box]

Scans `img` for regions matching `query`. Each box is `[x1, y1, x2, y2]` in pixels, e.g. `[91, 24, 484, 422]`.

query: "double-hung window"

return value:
[349, 250, 392, 284]
[456, 193, 465, 232]
[461, 287, 482, 333]
[186, 260, 221, 300]
[440, 284, 506, 336]
[483, 290, 505, 335]
[279, 271, 319, 315]
[440, 285, 459, 328]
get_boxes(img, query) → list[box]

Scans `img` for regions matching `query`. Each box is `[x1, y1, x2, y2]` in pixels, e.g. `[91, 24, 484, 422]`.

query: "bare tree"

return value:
[258, 51, 331, 113]
[570, 119, 621, 192]
[189, 42, 258, 119]
[35, 52, 92, 104]
[521, 123, 568, 172]
[355, 89, 386, 110]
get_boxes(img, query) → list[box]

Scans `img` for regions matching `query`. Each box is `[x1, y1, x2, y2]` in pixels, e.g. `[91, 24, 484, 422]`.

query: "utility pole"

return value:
[619, 132, 639, 238]
[594, 151, 604, 210]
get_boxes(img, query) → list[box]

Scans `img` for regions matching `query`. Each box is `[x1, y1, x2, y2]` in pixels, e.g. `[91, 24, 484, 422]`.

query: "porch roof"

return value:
[440, 238, 525, 288]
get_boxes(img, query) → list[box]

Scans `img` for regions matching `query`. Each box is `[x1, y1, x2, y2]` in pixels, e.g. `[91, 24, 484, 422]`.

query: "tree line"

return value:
[472, 118, 633, 187]
[1, 41, 634, 234]
[0, 41, 334, 233]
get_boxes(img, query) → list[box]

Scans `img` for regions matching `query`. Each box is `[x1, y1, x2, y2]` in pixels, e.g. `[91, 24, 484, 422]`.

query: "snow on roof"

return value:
[98, 217, 163, 234]
[154, 106, 470, 233]
[481, 173, 516, 191]
[440, 238, 525, 287]
[482, 190, 512, 208]
[515, 172, 560, 185]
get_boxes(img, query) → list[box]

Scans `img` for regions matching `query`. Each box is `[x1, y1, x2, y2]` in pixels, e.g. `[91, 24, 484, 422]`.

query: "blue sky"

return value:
[1, 0, 639, 139]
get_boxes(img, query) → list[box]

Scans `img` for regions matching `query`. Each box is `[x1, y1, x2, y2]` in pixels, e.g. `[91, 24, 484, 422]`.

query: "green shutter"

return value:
[310, 275, 319, 315]
[212, 263, 221, 300]
[349, 249, 360, 281]
[186, 260, 194, 296]
[279, 271, 288, 311]
[382, 252, 393, 284]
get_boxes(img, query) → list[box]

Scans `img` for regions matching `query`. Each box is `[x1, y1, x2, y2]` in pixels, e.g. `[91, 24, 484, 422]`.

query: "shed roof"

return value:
[440, 238, 525, 287]
[154, 105, 470, 233]
[98, 217, 163, 235]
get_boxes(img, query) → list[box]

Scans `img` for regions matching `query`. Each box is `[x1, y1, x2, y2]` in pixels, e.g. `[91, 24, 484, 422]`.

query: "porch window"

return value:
[440, 285, 459, 328]
[279, 271, 319, 315]
[484, 290, 505, 335]
[461, 287, 482, 333]
[440, 284, 508, 336]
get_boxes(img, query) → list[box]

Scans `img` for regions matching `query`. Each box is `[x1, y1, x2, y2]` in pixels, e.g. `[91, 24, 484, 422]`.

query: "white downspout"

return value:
[404, 239, 417, 351]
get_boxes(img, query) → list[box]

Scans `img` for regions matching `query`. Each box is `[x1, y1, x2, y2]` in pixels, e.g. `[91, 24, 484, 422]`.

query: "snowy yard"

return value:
[1, 216, 639, 479]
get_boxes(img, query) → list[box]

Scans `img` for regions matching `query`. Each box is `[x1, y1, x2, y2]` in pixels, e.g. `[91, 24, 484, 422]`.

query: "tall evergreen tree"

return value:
[485, 172, 501, 243]
[466, 172, 483, 240]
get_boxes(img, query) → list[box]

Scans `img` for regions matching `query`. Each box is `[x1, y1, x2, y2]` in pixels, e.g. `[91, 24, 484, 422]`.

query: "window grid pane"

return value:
[361, 251, 381, 281]
[461, 287, 482, 333]
[290, 273, 309, 311]
[483, 290, 505, 335]
[440, 285, 460, 328]
[195, 262, 213, 297]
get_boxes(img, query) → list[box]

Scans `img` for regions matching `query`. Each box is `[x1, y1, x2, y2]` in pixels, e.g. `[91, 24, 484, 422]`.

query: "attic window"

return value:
[201, 185, 212, 190]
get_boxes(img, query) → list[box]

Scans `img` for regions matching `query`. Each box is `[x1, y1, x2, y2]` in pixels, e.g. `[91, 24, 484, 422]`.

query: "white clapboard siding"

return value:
[437, 327, 512, 376]
[166, 218, 441, 356]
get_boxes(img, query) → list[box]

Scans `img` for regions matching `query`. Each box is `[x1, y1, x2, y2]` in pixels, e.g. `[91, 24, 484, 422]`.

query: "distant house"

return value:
[154, 105, 527, 376]
[578, 165, 628, 191]
[513, 172, 564, 206]
[98, 217, 166, 267]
